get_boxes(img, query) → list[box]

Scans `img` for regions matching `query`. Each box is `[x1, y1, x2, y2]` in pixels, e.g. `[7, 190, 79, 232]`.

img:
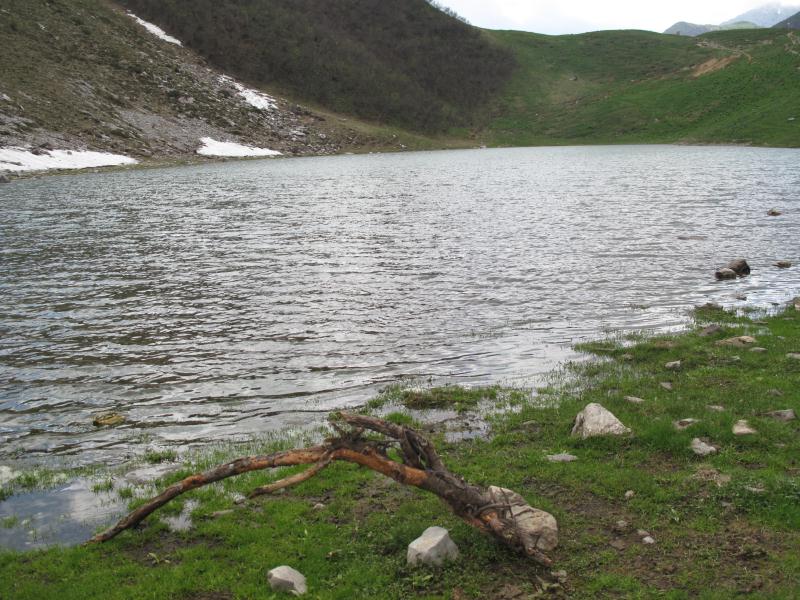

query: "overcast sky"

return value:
[438, 1, 793, 34]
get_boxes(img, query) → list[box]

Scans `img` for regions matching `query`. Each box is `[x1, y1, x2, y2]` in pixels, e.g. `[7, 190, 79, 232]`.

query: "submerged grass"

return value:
[1, 303, 799, 598]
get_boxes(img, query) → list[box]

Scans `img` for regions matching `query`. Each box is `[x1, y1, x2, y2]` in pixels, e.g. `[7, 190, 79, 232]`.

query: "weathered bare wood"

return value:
[87, 412, 556, 566]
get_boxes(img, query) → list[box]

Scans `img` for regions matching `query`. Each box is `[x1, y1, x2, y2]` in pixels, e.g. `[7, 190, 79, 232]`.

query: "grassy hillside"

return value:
[116, 0, 516, 132]
[481, 28, 800, 147]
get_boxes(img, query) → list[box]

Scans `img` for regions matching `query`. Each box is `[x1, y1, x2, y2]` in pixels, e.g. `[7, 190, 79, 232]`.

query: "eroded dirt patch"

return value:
[692, 56, 739, 78]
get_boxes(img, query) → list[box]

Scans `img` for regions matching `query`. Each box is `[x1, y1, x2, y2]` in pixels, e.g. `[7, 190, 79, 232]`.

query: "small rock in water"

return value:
[707, 405, 725, 412]
[546, 453, 578, 463]
[92, 412, 126, 427]
[267, 566, 307, 596]
[717, 336, 756, 347]
[407, 526, 460, 567]
[733, 420, 757, 435]
[763, 409, 796, 422]
[767, 208, 782, 216]
[734, 293, 748, 301]
[624, 490, 636, 500]
[0, 174, 10, 184]
[665, 360, 682, 370]
[715, 268, 737, 280]
[690, 438, 717, 456]
[716, 259, 750, 278]
[775, 261, 792, 269]
[660, 382, 674, 391]
[699, 324, 722, 337]
[674, 418, 700, 431]
[571, 403, 631, 438]
[625, 396, 645, 404]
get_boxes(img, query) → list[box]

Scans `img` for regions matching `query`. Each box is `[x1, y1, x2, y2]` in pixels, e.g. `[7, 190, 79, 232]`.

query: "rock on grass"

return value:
[571, 403, 630, 438]
[407, 526, 460, 567]
[267, 566, 307, 596]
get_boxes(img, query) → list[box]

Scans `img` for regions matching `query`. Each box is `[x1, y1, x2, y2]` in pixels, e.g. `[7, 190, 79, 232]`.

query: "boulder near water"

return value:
[267, 566, 307, 596]
[571, 403, 631, 438]
[715, 268, 737, 280]
[716, 259, 751, 278]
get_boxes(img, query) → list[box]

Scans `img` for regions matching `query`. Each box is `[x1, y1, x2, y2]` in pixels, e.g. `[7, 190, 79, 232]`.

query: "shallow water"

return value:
[1, 145, 799, 469]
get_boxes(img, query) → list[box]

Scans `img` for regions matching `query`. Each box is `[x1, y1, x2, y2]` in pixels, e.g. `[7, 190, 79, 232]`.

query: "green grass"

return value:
[1, 302, 799, 598]
[479, 28, 800, 147]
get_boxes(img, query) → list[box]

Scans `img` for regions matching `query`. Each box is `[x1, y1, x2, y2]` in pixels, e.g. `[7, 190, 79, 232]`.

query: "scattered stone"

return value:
[674, 418, 700, 430]
[92, 412, 126, 427]
[665, 360, 682, 370]
[763, 409, 796, 422]
[660, 382, 673, 391]
[636, 529, 650, 537]
[609, 539, 628, 551]
[693, 467, 731, 487]
[407, 526, 460, 567]
[312, 502, 326, 511]
[690, 438, 717, 456]
[699, 324, 722, 337]
[707, 405, 725, 412]
[717, 336, 756, 347]
[775, 261, 792, 269]
[551, 570, 568, 584]
[715, 268, 737, 280]
[613, 520, 630, 533]
[267, 566, 307, 596]
[546, 453, 578, 463]
[211, 509, 234, 519]
[787, 353, 800, 360]
[749, 347, 767, 353]
[767, 389, 784, 397]
[767, 208, 782, 216]
[624, 490, 636, 500]
[745, 485, 766, 494]
[486, 486, 558, 552]
[733, 420, 756, 435]
[571, 403, 631, 438]
[624, 396, 645, 405]
[642, 536, 656, 545]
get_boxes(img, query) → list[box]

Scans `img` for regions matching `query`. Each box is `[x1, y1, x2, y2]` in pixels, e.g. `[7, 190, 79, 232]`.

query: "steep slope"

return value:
[483, 28, 800, 147]
[774, 10, 800, 28]
[723, 3, 800, 26]
[664, 21, 761, 36]
[0, 0, 435, 172]
[115, 0, 516, 132]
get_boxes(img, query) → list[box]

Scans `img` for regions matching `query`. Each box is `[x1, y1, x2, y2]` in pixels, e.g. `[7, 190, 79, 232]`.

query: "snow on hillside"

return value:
[218, 76, 277, 111]
[196, 138, 282, 157]
[0, 147, 138, 172]
[127, 13, 183, 46]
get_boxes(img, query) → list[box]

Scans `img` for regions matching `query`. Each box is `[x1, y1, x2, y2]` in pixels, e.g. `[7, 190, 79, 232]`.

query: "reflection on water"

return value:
[1, 145, 798, 468]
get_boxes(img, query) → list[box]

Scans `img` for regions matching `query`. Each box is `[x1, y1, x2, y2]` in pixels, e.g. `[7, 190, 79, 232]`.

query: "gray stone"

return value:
[665, 360, 682, 370]
[750, 347, 767, 353]
[763, 409, 796, 422]
[715, 268, 736, 280]
[268, 566, 307, 596]
[674, 418, 700, 430]
[717, 336, 756, 347]
[625, 396, 645, 404]
[486, 486, 558, 552]
[546, 453, 578, 463]
[624, 490, 636, 500]
[407, 526, 460, 567]
[571, 403, 631, 438]
[642, 536, 656, 545]
[725, 259, 751, 276]
[660, 382, 674, 391]
[690, 438, 717, 456]
[636, 529, 650, 537]
[707, 405, 725, 412]
[733, 420, 757, 435]
[775, 261, 792, 269]
[767, 208, 782, 216]
[787, 353, 800, 360]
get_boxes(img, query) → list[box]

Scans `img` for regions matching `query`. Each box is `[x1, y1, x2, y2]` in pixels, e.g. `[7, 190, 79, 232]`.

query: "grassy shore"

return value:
[1, 302, 799, 598]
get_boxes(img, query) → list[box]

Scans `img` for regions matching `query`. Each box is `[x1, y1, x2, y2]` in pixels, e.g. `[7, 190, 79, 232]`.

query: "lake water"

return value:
[1, 145, 799, 469]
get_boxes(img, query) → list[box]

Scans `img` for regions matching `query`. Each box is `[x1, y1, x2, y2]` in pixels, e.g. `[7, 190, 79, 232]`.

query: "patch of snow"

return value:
[127, 13, 183, 46]
[218, 75, 276, 111]
[0, 147, 138, 172]
[196, 137, 281, 158]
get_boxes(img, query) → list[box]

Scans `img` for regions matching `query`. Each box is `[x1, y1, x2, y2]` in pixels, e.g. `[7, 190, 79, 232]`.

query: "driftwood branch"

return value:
[87, 412, 557, 566]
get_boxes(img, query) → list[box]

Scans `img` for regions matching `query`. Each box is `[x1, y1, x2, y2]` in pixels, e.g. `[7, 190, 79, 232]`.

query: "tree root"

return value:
[87, 412, 557, 566]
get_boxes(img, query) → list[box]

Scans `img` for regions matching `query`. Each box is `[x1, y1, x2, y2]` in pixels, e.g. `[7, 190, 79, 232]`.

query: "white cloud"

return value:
[439, 1, 796, 34]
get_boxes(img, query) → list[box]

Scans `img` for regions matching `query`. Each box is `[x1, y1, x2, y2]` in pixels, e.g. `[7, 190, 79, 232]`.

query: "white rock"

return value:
[625, 396, 645, 404]
[690, 438, 717, 456]
[763, 409, 796, 422]
[732, 420, 757, 435]
[571, 403, 631, 438]
[665, 361, 682, 370]
[717, 336, 756, 347]
[636, 529, 650, 537]
[787, 353, 800, 360]
[267, 566, 307, 596]
[660, 382, 673, 391]
[707, 405, 725, 412]
[407, 526, 460, 567]
[486, 486, 558, 552]
[642, 536, 656, 545]
[546, 453, 578, 463]
[624, 490, 636, 500]
[674, 418, 700, 430]
[750, 347, 767, 353]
